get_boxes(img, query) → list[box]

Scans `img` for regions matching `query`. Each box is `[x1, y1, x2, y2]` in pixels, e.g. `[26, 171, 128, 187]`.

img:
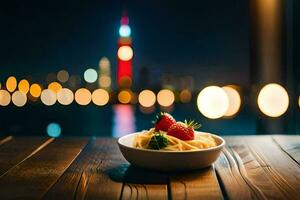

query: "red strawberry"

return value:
[154, 112, 176, 132]
[167, 120, 201, 141]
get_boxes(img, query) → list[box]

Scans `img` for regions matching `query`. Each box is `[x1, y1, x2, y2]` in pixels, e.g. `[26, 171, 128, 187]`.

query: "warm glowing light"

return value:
[47, 123, 61, 137]
[222, 86, 241, 117]
[179, 89, 192, 103]
[257, 83, 289, 117]
[117, 46, 133, 61]
[0, 90, 11, 106]
[138, 90, 156, 107]
[99, 57, 110, 71]
[30, 84, 42, 98]
[12, 91, 27, 107]
[57, 70, 69, 83]
[197, 86, 229, 119]
[298, 96, 300, 109]
[48, 82, 62, 93]
[99, 76, 111, 88]
[57, 88, 74, 105]
[119, 25, 131, 37]
[18, 79, 30, 94]
[41, 89, 57, 106]
[157, 89, 175, 107]
[118, 90, 132, 104]
[6, 76, 17, 92]
[92, 89, 109, 106]
[84, 68, 98, 83]
[75, 88, 92, 105]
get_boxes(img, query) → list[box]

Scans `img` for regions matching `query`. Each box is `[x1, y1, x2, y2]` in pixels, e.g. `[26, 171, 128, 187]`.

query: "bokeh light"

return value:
[157, 89, 175, 107]
[47, 123, 61, 138]
[18, 79, 30, 94]
[41, 89, 57, 106]
[298, 96, 300, 109]
[0, 90, 11, 106]
[6, 76, 17, 92]
[99, 75, 111, 88]
[57, 70, 69, 83]
[179, 89, 192, 103]
[99, 57, 110, 71]
[197, 86, 229, 119]
[12, 91, 27, 107]
[75, 88, 92, 105]
[57, 88, 74, 105]
[92, 89, 109, 106]
[257, 83, 289, 117]
[117, 46, 133, 61]
[48, 82, 62, 93]
[84, 68, 98, 83]
[118, 90, 132, 104]
[30, 84, 42, 98]
[119, 25, 131, 37]
[138, 90, 156, 107]
[222, 86, 241, 117]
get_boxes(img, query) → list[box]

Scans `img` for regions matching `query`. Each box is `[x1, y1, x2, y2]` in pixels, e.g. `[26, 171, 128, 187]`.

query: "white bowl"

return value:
[117, 131, 225, 171]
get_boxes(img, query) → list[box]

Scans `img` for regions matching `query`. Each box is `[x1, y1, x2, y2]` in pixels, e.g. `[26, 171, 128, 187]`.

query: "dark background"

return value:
[0, 0, 298, 137]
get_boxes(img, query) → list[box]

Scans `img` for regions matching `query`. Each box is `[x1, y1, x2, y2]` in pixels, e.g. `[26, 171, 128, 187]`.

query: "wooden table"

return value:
[0, 135, 299, 200]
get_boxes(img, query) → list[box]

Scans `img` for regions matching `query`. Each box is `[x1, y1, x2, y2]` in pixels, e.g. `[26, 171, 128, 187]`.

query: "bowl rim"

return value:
[118, 131, 225, 154]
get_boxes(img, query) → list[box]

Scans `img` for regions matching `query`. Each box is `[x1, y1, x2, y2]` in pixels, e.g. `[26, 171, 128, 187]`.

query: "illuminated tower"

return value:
[117, 15, 133, 88]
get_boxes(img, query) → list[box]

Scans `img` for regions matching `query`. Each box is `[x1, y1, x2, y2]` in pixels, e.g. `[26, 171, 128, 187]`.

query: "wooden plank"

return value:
[45, 138, 168, 200]
[245, 136, 300, 199]
[45, 138, 126, 200]
[225, 137, 287, 199]
[122, 184, 167, 200]
[223, 136, 300, 200]
[0, 137, 89, 199]
[215, 147, 253, 200]
[169, 166, 223, 200]
[121, 166, 168, 200]
[272, 135, 300, 165]
[0, 137, 51, 176]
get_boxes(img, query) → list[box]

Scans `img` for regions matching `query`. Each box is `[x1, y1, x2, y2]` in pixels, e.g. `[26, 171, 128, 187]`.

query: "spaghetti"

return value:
[134, 128, 217, 151]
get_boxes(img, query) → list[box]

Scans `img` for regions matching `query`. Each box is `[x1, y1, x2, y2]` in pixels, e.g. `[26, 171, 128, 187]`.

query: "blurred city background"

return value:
[0, 0, 299, 137]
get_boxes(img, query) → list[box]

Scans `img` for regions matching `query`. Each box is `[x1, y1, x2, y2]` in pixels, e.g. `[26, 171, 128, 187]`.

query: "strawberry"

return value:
[167, 120, 201, 141]
[153, 112, 176, 132]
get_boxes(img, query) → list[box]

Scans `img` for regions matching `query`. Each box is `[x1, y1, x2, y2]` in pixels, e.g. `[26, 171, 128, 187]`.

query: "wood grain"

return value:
[45, 138, 127, 200]
[0, 136, 300, 200]
[226, 137, 287, 199]
[272, 135, 300, 165]
[226, 136, 300, 200]
[120, 166, 168, 200]
[0, 137, 51, 176]
[247, 136, 300, 199]
[215, 148, 253, 200]
[169, 166, 223, 200]
[122, 184, 168, 200]
[0, 137, 88, 199]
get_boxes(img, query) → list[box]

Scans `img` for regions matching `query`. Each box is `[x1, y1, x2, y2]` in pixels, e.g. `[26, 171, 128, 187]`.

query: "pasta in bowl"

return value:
[118, 112, 225, 171]
[118, 131, 225, 171]
[134, 128, 217, 151]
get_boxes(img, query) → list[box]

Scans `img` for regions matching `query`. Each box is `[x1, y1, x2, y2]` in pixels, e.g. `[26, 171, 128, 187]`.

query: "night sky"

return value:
[0, 0, 250, 87]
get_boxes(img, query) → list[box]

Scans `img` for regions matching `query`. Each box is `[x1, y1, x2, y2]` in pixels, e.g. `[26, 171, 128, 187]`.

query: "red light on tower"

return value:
[117, 15, 133, 88]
